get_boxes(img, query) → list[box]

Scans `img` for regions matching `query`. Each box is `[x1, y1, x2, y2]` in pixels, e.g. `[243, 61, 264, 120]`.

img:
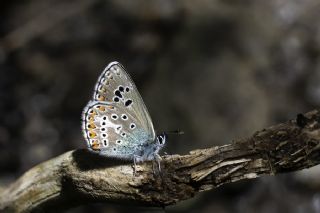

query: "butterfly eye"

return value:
[102, 133, 107, 138]
[113, 148, 117, 151]
[121, 114, 128, 120]
[103, 139, 108, 146]
[159, 137, 164, 144]
[157, 134, 166, 145]
[121, 132, 126, 137]
[125, 87, 130, 92]
[101, 127, 106, 132]
[116, 140, 122, 144]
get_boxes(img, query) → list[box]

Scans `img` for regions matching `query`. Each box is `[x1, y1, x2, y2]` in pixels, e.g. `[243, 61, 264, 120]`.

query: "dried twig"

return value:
[1, 110, 320, 213]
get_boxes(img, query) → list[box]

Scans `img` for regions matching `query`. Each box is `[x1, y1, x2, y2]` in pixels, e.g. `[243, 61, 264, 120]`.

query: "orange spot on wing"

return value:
[98, 96, 105, 101]
[91, 141, 100, 150]
[89, 130, 97, 138]
[88, 122, 96, 130]
[89, 110, 97, 116]
[88, 116, 94, 122]
[97, 106, 106, 112]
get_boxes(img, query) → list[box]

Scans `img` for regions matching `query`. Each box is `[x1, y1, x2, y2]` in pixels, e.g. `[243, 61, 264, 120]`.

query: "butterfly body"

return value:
[81, 62, 166, 167]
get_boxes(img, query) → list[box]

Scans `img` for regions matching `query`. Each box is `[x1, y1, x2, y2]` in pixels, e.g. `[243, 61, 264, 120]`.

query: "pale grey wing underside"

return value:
[81, 62, 155, 159]
[82, 101, 151, 159]
[93, 62, 155, 140]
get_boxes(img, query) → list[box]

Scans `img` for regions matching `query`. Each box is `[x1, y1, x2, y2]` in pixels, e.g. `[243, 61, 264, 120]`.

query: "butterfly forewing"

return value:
[94, 62, 154, 136]
[81, 62, 156, 159]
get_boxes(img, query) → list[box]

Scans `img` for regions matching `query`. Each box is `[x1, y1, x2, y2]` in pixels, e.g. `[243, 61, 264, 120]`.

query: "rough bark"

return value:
[1, 109, 320, 213]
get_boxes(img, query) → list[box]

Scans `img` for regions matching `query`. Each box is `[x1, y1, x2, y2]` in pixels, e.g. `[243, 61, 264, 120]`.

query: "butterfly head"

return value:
[156, 132, 167, 148]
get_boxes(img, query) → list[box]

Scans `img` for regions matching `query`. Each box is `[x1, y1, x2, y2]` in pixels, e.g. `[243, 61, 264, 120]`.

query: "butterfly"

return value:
[81, 61, 167, 173]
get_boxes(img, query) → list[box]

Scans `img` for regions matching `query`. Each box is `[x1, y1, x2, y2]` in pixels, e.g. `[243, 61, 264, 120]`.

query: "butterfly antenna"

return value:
[165, 130, 184, 135]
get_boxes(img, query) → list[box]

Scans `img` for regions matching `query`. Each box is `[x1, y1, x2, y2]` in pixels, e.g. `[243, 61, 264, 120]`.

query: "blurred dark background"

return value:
[1, 0, 320, 212]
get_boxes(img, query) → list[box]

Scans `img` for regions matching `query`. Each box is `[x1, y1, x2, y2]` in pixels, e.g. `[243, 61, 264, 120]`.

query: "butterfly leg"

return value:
[154, 153, 162, 173]
[152, 160, 156, 174]
[133, 155, 142, 176]
[133, 155, 138, 176]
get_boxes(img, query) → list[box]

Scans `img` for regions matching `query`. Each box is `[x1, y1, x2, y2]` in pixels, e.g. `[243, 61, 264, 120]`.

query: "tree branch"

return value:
[1, 110, 320, 212]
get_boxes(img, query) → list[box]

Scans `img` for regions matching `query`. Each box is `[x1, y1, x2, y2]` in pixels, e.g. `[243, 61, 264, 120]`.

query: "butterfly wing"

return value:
[81, 62, 156, 159]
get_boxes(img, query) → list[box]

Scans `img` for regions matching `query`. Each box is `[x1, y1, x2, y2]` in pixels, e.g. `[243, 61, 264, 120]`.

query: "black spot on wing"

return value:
[113, 97, 120, 102]
[130, 123, 136, 129]
[115, 90, 122, 98]
[125, 99, 132, 107]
